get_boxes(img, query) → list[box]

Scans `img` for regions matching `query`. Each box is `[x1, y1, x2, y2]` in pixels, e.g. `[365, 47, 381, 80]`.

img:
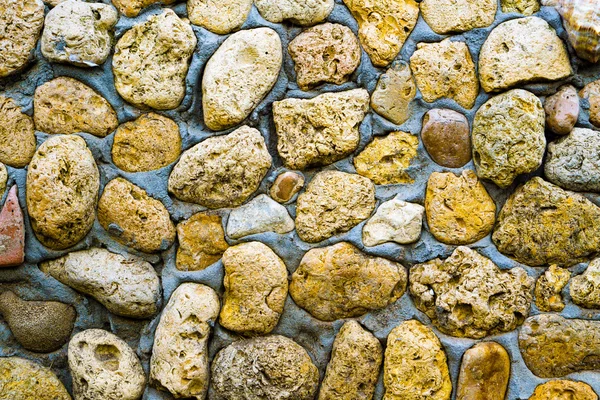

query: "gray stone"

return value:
[226, 194, 294, 239]
[362, 196, 424, 246]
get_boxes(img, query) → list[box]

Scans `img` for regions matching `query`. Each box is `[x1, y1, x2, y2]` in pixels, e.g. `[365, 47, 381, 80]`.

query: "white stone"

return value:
[226, 194, 294, 239]
[362, 196, 424, 246]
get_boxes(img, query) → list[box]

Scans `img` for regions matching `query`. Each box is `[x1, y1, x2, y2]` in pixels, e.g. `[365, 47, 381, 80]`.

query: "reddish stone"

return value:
[0, 186, 24, 267]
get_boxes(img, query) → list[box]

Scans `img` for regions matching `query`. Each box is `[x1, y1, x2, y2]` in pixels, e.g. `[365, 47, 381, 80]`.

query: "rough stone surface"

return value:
[254, 0, 334, 25]
[420, 0, 496, 34]
[175, 213, 228, 272]
[226, 194, 294, 239]
[269, 171, 304, 203]
[0, 166, 5, 199]
[535, 264, 570, 312]
[370, 61, 416, 125]
[544, 85, 579, 135]
[0, 186, 24, 268]
[501, 0, 540, 15]
[529, 380, 598, 400]
[0, 357, 71, 400]
[570, 257, 600, 309]
[362, 196, 424, 246]
[111, 0, 175, 17]
[187, 0, 252, 34]
[421, 109, 471, 168]
[456, 342, 510, 400]
[0, 96, 36, 168]
[580, 80, 600, 128]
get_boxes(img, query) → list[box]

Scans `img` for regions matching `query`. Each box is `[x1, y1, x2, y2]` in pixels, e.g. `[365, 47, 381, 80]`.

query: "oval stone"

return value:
[0, 96, 37, 168]
[255, 0, 334, 25]
[0, 357, 70, 400]
[456, 342, 510, 400]
[529, 380, 598, 400]
[187, 0, 252, 34]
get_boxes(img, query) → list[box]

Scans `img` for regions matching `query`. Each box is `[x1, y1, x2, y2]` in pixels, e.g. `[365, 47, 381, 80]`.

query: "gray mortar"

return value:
[1, 0, 600, 398]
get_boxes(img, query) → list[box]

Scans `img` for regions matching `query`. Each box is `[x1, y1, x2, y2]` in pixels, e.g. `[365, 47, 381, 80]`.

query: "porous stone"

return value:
[580, 79, 600, 128]
[202, 27, 282, 131]
[420, 0, 496, 34]
[269, 171, 304, 203]
[211, 335, 319, 400]
[425, 170, 496, 245]
[295, 170, 375, 243]
[362, 196, 424, 246]
[545, 85, 579, 135]
[0, 357, 71, 400]
[254, 0, 334, 25]
[472, 89, 546, 188]
[529, 380, 598, 400]
[0, 96, 37, 168]
[187, 0, 252, 34]
[456, 342, 510, 400]
[383, 320, 452, 400]
[479, 17, 571, 92]
[493, 177, 600, 267]
[570, 257, 600, 309]
[0, 186, 24, 268]
[150, 283, 219, 399]
[226, 194, 294, 239]
[370, 61, 416, 125]
[421, 109, 471, 168]
[98, 178, 176, 253]
[274, 89, 369, 170]
[176, 213, 228, 271]
[0, 165, 5, 199]
[290, 242, 407, 321]
[113, 9, 196, 110]
[409, 246, 534, 338]
[40, 248, 161, 319]
[219, 242, 288, 335]
[535, 264, 570, 312]
[501, 0, 540, 15]
[168, 125, 272, 208]
[26, 135, 99, 250]
[112, 0, 175, 17]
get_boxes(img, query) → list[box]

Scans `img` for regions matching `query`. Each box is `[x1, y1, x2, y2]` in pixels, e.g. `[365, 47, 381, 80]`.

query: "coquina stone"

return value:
[545, 85, 579, 135]
[456, 342, 510, 400]
[274, 89, 369, 170]
[254, 0, 334, 25]
[501, 0, 540, 15]
[41, 248, 161, 318]
[0, 357, 71, 400]
[371, 61, 416, 125]
[535, 265, 570, 312]
[410, 246, 534, 338]
[420, 0, 496, 34]
[362, 196, 424, 246]
[580, 79, 600, 128]
[290, 242, 407, 321]
[0, 96, 36, 167]
[570, 257, 600, 309]
[168, 125, 272, 208]
[27, 135, 99, 250]
[176, 213, 228, 271]
[187, 0, 252, 34]
[226, 194, 294, 239]
[203, 27, 282, 131]
[0, 186, 24, 268]
[113, 9, 196, 110]
[270, 171, 304, 203]
[529, 380, 598, 400]
[421, 109, 471, 168]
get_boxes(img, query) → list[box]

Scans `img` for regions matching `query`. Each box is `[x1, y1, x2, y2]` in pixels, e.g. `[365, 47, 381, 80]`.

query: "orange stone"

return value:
[0, 186, 24, 267]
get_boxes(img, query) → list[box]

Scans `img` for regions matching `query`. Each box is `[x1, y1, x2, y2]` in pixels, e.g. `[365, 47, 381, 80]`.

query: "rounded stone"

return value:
[456, 342, 510, 400]
[371, 61, 417, 125]
[0, 185, 24, 268]
[254, 0, 334, 25]
[420, 0, 496, 34]
[570, 257, 600, 309]
[421, 109, 471, 168]
[0, 164, 5, 198]
[0, 357, 70, 400]
[176, 213, 228, 271]
[529, 380, 598, 400]
[501, 0, 540, 15]
[187, 0, 252, 34]
[362, 196, 424, 246]
[112, 0, 175, 17]
[580, 79, 600, 128]
[269, 171, 304, 203]
[0, 96, 37, 168]
[226, 194, 295, 239]
[544, 85, 579, 135]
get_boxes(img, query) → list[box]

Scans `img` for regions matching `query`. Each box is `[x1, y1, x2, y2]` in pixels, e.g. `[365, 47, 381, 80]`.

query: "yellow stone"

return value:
[0, 357, 71, 400]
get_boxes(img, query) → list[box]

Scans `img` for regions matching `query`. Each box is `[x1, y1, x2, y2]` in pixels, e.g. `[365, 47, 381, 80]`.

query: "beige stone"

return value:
[0, 164, 5, 200]
[535, 265, 570, 312]
[187, 0, 252, 34]
[371, 61, 416, 125]
[579, 79, 600, 128]
[456, 342, 510, 400]
[226, 194, 294, 239]
[176, 213, 228, 271]
[362, 196, 424, 246]
[0, 357, 71, 400]
[529, 380, 598, 400]
[421, 108, 471, 168]
[112, 0, 175, 18]
[420, 0, 496, 34]
[545, 85, 579, 135]
[254, 0, 334, 25]
[270, 171, 304, 203]
[0, 96, 36, 168]
[570, 257, 600, 309]
[501, 0, 540, 15]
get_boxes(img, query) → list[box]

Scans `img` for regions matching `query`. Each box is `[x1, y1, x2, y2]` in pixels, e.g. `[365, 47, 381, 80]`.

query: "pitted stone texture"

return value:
[371, 61, 416, 125]
[203, 27, 282, 131]
[150, 283, 219, 399]
[535, 264, 570, 312]
[493, 177, 600, 267]
[211, 335, 319, 400]
[501, 0, 540, 15]
[27, 135, 99, 250]
[290, 242, 407, 321]
[226, 194, 294, 239]
[529, 380, 599, 400]
[113, 9, 196, 110]
[0, 357, 71, 400]
[362, 196, 424, 246]
[420, 0, 496, 34]
[479, 17, 571, 92]
[176, 213, 228, 271]
[295, 171, 375, 243]
[0, 186, 24, 268]
[410, 246, 534, 338]
[0, 96, 36, 167]
[270, 171, 304, 203]
[220, 242, 288, 335]
[0, 165, 5, 199]
[456, 342, 510, 400]
[274, 89, 369, 170]
[472, 89, 545, 188]
[421, 109, 471, 168]
[570, 257, 600, 309]
[34, 77, 118, 137]
[98, 178, 176, 253]
[545, 85, 579, 135]
[168, 125, 272, 209]
[187, 0, 252, 34]
[41, 248, 161, 319]
[580, 79, 600, 128]
[112, 0, 175, 18]
[254, 0, 334, 25]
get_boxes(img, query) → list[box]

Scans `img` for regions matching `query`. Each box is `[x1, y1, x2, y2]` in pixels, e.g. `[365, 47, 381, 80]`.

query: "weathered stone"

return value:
[270, 171, 304, 203]
[113, 10, 196, 110]
[111, 0, 175, 17]
[288, 23, 361, 90]
[479, 17, 571, 92]
[0, 96, 36, 168]
[226, 194, 294, 239]
[410, 246, 534, 338]
[535, 265, 570, 312]
[420, 0, 496, 34]
[150, 283, 219, 399]
[456, 342, 510, 400]
[421, 109, 471, 168]
[581, 80, 600, 128]
[296, 171, 375, 243]
[545, 85, 579, 135]
[529, 380, 598, 400]
[362, 196, 424, 246]
[203, 28, 282, 130]
[410, 38, 479, 109]
[0, 165, 5, 199]
[371, 61, 416, 125]
[384, 320, 452, 400]
[319, 321, 382, 400]
[0, 186, 24, 268]
[112, 113, 181, 173]
[220, 242, 288, 335]
[168, 125, 272, 208]
[570, 257, 600, 309]
[27, 135, 99, 250]
[187, 0, 252, 34]
[425, 170, 496, 245]
[501, 0, 540, 15]
[0, 357, 70, 400]
[254, 0, 334, 25]
[41, 248, 161, 318]
[176, 213, 228, 271]
[34, 77, 118, 137]
[290, 242, 407, 321]
[472, 89, 546, 188]
[493, 177, 600, 267]
[211, 335, 319, 400]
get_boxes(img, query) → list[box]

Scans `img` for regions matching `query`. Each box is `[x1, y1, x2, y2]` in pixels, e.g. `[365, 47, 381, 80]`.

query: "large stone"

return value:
[529, 380, 598, 400]
[456, 342, 510, 400]
[176, 213, 228, 271]
[409, 246, 534, 338]
[203, 28, 282, 131]
[420, 0, 496, 34]
[0, 357, 70, 400]
[421, 109, 471, 168]
[187, 0, 252, 34]
[501, 0, 540, 15]
[0, 186, 24, 268]
[111, 0, 174, 17]
[580, 79, 600, 128]
[544, 85, 579, 135]
[226, 194, 294, 239]
[0, 96, 37, 167]
[535, 264, 570, 312]
[371, 61, 416, 125]
[290, 242, 407, 321]
[570, 257, 600, 309]
[274, 89, 369, 170]
[269, 171, 304, 203]
[362, 196, 424, 246]
[254, 0, 334, 25]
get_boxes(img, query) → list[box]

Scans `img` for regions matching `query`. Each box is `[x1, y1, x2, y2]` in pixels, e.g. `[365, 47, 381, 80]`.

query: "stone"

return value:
[69, 329, 146, 400]
[274, 89, 369, 170]
[187, 0, 252, 34]
[472, 89, 546, 188]
[211, 335, 319, 400]
[529, 380, 598, 400]
[456, 342, 510, 400]
[580, 79, 600, 128]
[98, 178, 176, 253]
[295, 171, 375, 243]
[0, 357, 70, 400]
[41, 1, 118, 67]
[150, 283, 219, 399]
[501, 0, 540, 15]
[420, 0, 496, 34]
[226, 194, 294, 239]
[220, 242, 288, 335]
[290, 242, 407, 321]
[409, 246, 534, 338]
[270, 171, 304, 203]
[318, 321, 382, 400]
[570, 257, 600, 309]
[254, 0, 334, 25]
[288, 23, 361, 90]
[353, 131, 418, 185]
[27, 135, 99, 250]
[113, 9, 196, 110]
[0, 186, 24, 268]
[342, 0, 419, 67]
[203, 28, 282, 131]
[176, 213, 228, 271]
[493, 177, 600, 267]
[535, 265, 570, 312]
[41, 248, 161, 318]
[545, 85, 579, 135]
[0, 165, 5, 198]
[425, 170, 496, 245]
[111, 0, 175, 17]
[383, 320, 452, 400]
[168, 125, 272, 209]
[371, 61, 416, 125]
[479, 17, 571, 92]
[362, 196, 424, 246]
[112, 113, 181, 173]
[0, 96, 37, 168]
[421, 109, 471, 168]
[409, 38, 479, 109]
[34, 77, 118, 137]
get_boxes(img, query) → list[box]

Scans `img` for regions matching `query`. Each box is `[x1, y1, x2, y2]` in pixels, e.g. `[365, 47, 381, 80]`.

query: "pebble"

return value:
[175, 213, 228, 271]
[226, 194, 294, 239]
[420, 0, 496, 34]
[570, 257, 600, 309]
[535, 264, 570, 312]
[529, 380, 598, 400]
[544, 85, 579, 135]
[0, 186, 24, 268]
[112, 0, 174, 18]
[501, 0, 540, 14]
[362, 196, 424, 246]
[0, 96, 37, 167]
[371, 61, 416, 125]
[580, 79, 600, 128]
[456, 342, 510, 400]
[269, 171, 304, 203]
[0, 357, 70, 399]
[187, 0, 252, 34]
[254, 0, 334, 25]
[421, 108, 471, 168]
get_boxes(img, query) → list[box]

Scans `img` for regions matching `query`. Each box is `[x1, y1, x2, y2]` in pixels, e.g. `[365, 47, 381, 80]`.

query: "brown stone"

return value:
[545, 85, 579, 135]
[0, 357, 71, 400]
[580, 79, 600, 128]
[0, 186, 24, 268]
[0, 96, 37, 168]
[456, 342, 510, 400]
[529, 380, 598, 400]
[371, 61, 416, 125]
[534, 264, 570, 312]
[421, 109, 471, 168]
[570, 257, 600, 309]
[270, 171, 304, 203]
[175, 213, 228, 271]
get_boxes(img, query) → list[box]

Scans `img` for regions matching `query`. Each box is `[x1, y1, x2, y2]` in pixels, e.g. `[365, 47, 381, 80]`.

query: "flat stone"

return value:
[176, 213, 228, 271]
[371, 61, 416, 125]
[270, 171, 304, 203]
[501, 0, 540, 15]
[570, 257, 600, 309]
[226, 194, 294, 239]
[545, 85, 579, 135]
[420, 0, 496, 34]
[254, 0, 334, 25]
[422, 109, 471, 168]
[456, 342, 510, 400]
[0, 357, 70, 400]
[529, 380, 598, 400]
[0, 186, 24, 268]
[362, 196, 424, 246]
[535, 264, 570, 312]
[0, 96, 37, 167]
[580, 79, 600, 128]
[187, 0, 252, 34]
[112, 0, 175, 18]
